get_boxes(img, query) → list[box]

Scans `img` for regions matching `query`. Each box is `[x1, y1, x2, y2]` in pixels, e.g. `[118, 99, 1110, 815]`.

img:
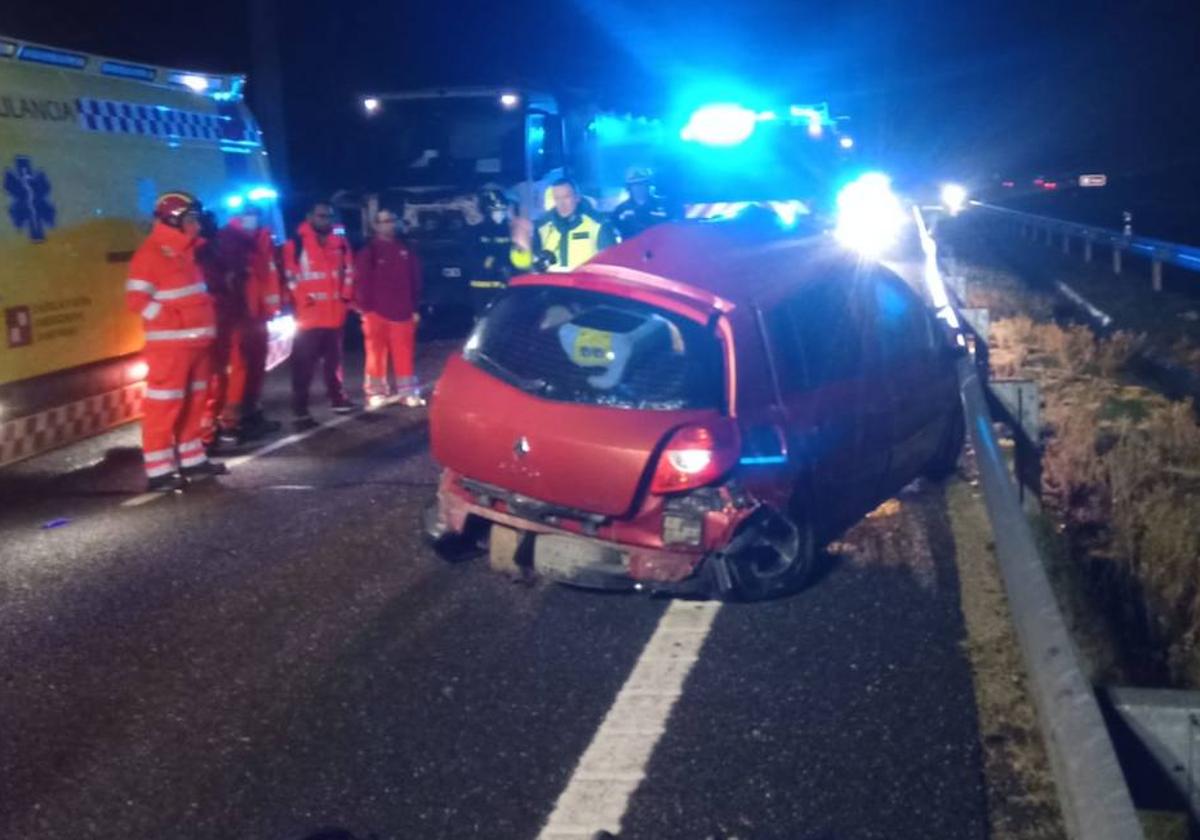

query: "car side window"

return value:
[770, 281, 868, 391]
[873, 273, 935, 368]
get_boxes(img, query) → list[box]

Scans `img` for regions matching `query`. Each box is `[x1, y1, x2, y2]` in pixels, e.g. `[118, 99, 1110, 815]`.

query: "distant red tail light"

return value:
[651, 423, 740, 494]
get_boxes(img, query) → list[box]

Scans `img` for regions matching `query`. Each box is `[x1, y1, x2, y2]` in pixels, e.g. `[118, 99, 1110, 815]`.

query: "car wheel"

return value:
[925, 405, 966, 481]
[722, 508, 816, 602]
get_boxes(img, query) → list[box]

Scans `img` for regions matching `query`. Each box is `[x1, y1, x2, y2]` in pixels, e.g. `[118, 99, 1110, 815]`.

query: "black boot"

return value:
[146, 473, 186, 493]
[181, 460, 229, 482]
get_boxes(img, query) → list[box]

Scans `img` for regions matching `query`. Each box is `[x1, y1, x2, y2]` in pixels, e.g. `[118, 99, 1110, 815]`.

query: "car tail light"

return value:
[651, 423, 739, 495]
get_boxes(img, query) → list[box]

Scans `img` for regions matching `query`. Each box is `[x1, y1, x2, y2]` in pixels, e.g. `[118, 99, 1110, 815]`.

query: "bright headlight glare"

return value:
[834, 172, 906, 256]
[941, 183, 968, 215]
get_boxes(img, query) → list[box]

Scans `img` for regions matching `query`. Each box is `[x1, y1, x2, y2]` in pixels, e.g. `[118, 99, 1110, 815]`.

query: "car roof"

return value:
[576, 217, 865, 313]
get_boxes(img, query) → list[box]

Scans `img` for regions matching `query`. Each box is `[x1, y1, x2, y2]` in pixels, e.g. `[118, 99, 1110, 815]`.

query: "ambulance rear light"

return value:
[128, 360, 150, 382]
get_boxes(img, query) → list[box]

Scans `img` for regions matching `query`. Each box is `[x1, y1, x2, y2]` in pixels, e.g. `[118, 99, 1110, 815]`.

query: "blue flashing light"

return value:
[246, 186, 279, 202]
[171, 73, 211, 93]
[680, 103, 758, 147]
[224, 194, 245, 211]
[100, 61, 156, 81]
[19, 45, 87, 69]
[739, 455, 788, 466]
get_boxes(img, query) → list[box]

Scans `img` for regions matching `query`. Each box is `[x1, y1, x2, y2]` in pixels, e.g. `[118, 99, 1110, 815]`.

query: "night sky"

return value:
[6, 1, 1199, 192]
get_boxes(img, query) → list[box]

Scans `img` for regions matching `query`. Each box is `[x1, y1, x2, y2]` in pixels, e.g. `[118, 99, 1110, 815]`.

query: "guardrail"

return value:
[970, 200, 1200, 292]
[917, 209, 1146, 839]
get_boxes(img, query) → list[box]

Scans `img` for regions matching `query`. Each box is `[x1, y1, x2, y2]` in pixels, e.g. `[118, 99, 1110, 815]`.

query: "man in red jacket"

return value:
[125, 192, 228, 491]
[354, 208, 423, 408]
[203, 205, 284, 446]
[282, 201, 357, 425]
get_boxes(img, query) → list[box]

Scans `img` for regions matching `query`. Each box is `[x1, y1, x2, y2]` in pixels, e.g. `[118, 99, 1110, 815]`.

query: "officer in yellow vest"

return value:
[511, 178, 617, 273]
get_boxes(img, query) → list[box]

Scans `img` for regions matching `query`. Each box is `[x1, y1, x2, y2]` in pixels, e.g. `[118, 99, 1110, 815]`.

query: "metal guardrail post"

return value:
[1084, 237, 1094, 263]
[1113, 246, 1123, 275]
[1152, 258, 1163, 292]
[1062, 232, 1071, 255]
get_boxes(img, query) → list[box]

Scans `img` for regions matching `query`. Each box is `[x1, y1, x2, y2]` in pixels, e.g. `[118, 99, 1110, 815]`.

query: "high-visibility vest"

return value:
[512, 210, 608, 272]
[283, 222, 355, 330]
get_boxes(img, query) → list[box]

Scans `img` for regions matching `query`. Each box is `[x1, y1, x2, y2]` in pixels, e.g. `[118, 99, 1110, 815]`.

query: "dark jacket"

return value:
[612, 195, 673, 241]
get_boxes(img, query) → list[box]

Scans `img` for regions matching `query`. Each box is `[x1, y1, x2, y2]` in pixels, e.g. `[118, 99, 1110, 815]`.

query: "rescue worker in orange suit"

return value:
[125, 192, 228, 491]
[282, 201, 357, 426]
[202, 204, 284, 447]
[353, 207, 423, 408]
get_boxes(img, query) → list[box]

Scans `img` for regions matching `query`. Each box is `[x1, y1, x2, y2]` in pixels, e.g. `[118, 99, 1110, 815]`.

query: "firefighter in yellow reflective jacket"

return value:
[511, 178, 617, 273]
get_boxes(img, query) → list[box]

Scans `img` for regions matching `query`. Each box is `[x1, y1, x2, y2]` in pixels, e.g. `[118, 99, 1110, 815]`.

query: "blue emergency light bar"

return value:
[1, 34, 244, 100]
[18, 45, 87, 69]
[101, 61, 157, 82]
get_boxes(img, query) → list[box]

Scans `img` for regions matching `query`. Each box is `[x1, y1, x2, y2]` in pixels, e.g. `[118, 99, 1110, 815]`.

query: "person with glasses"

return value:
[282, 201, 357, 425]
[354, 208, 423, 408]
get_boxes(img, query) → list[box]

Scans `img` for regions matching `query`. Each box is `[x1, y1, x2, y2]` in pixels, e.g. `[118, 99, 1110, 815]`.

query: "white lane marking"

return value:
[121, 490, 171, 508]
[538, 600, 722, 839]
[120, 411, 362, 508]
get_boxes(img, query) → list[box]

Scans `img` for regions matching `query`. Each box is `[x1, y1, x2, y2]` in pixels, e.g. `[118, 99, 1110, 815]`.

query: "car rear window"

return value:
[465, 285, 725, 411]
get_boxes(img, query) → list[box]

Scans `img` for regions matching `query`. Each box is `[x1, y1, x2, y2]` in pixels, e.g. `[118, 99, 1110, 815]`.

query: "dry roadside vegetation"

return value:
[964, 264, 1200, 686]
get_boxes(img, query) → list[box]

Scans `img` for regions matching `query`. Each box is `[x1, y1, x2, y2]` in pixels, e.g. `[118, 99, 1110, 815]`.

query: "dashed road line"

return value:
[538, 599, 722, 839]
[119, 406, 383, 509]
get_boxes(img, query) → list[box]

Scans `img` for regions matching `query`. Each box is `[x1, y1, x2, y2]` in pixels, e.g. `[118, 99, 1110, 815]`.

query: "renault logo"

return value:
[513, 436, 531, 459]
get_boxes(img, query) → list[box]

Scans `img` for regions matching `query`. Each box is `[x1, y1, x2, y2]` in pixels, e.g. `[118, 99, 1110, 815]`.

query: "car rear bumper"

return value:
[429, 472, 744, 595]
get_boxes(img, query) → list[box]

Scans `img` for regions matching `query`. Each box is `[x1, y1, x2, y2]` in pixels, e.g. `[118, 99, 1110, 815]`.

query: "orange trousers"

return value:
[206, 319, 269, 432]
[362, 313, 416, 397]
[142, 343, 213, 479]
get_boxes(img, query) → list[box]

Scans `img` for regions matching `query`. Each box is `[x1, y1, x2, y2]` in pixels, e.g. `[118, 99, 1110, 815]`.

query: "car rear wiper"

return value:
[469, 350, 548, 394]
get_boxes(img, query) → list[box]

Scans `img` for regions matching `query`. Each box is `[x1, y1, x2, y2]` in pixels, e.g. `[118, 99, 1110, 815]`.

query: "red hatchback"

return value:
[425, 220, 964, 598]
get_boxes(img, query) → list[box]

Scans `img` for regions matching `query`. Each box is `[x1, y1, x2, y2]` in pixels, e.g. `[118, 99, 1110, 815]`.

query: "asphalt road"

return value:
[1, 340, 989, 840]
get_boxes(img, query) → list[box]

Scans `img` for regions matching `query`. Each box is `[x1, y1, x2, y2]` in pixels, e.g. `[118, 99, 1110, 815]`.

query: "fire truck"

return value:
[346, 87, 856, 315]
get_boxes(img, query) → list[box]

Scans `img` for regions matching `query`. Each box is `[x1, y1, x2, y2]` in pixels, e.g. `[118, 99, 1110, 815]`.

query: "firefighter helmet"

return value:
[625, 166, 653, 185]
[154, 191, 202, 228]
[480, 188, 509, 212]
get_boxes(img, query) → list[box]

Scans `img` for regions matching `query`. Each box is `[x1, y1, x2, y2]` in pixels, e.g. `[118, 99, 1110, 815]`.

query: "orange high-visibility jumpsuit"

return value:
[205, 219, 282, 433]
[125, 222, 218, 480]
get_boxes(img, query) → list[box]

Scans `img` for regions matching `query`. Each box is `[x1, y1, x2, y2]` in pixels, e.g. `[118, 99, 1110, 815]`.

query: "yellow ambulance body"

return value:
[0, 35, 278, 463]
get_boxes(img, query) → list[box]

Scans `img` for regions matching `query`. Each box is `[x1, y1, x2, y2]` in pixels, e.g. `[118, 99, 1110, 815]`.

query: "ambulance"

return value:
[0, 34, 288, 465]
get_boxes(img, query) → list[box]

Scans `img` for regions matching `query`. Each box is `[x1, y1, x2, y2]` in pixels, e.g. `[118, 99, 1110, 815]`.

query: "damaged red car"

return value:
[425, 219, 964, 598]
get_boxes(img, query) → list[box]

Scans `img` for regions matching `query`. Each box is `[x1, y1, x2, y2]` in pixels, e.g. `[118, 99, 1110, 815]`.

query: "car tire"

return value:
[723, 508, 816, 602]
[925, 405, 966, 481]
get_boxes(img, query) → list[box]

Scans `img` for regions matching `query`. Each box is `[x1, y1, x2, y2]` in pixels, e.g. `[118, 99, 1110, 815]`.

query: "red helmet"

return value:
[154, 191, 202, 228]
